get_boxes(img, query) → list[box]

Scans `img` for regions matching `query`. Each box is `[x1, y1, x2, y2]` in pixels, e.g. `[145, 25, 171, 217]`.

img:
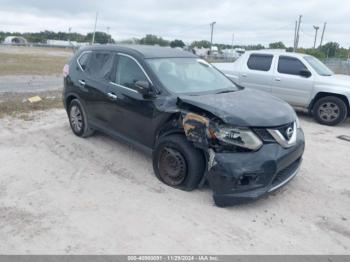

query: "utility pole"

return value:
[293, 20, 297, 52]
[92, 12, 98, 45]
[231, 33, 234, 58]
[319, 22, 327, 48]
[68, 27, 72, 46]
[313, 25, 319, 49]
[295, 15, 302, 51]
[210, 21, 216, 54]
[106, 26, 110, 44]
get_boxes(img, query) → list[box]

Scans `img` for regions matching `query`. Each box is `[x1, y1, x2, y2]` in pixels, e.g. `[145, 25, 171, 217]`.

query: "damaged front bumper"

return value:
[207, 129, 305, 207]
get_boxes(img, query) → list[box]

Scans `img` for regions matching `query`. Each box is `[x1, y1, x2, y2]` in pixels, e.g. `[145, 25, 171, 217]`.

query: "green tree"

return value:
[85, 31, 113, 44]
[269, 41, 286, 49]
[139, 34, 169, 46]
[245, 44, 265, 50]
[304, 49, 326, 59]
[190, 40, 211, 48]
[170, 39, 185, 48]
[320, 42, 339, 58]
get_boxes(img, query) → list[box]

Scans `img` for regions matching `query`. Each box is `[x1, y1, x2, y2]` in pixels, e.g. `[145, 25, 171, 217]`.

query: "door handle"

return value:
[107, 92, 118, 100]
[275, 78, 281, 81]
[79, 80, 86, 86]
[241, 74, 247, 77]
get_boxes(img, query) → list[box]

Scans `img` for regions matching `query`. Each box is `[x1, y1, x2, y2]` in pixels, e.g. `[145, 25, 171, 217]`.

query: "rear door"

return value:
[239, 53, 274, 93]
[272, 55, 314, 106]
[78, 51, 114, 129]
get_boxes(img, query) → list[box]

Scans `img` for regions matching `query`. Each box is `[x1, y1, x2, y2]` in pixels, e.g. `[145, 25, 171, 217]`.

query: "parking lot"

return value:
[0, 107, 349, 254]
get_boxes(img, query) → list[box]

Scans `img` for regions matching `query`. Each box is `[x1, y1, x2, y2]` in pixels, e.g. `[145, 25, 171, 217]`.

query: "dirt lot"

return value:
[0, 108, 349, 254]
[0, 46, 69, 93]
[0, 46, 72, 76]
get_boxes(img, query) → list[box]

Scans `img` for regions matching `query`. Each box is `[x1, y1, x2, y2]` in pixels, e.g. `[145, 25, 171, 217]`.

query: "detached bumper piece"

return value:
[208, 130, 305, 207]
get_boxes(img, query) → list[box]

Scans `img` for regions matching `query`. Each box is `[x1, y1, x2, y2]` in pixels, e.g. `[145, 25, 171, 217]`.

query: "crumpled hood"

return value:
[178, 89, 296, 127]
[316, 74, 350, 88]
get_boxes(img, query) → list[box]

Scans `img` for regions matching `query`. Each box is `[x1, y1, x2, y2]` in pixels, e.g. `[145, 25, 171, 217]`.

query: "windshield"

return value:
[146, 58, 238, 94]
[304, 56, 333, 76]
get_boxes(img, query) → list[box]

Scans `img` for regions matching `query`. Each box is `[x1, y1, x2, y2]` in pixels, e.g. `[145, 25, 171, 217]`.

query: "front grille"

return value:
[271, 158, 301, 187]
[253, 128, 275, 142]
[276, 122, 295, 140]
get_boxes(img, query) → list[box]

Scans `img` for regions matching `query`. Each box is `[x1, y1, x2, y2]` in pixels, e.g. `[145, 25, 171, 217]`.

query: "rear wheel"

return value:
[153, 134, 205, 191]
[68, 99, 94, 137]
[313, 96, 348, 126]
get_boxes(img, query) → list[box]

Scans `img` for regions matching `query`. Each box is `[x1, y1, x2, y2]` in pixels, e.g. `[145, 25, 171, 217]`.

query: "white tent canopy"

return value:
[3, 36, 28, 45]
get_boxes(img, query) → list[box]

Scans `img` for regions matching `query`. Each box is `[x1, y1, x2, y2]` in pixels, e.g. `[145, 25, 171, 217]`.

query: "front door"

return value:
[272, 55, 314, 107]
[105, 53, 157, 148]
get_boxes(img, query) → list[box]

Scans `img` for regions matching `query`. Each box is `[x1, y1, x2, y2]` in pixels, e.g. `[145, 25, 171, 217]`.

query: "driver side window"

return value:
[278, 56, 308, 76]
[116, 55, 148, 90]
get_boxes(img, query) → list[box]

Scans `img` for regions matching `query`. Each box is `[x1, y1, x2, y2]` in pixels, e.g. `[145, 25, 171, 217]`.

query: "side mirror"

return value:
[134, 80, 152, 96]
[299, 69, 311, 78]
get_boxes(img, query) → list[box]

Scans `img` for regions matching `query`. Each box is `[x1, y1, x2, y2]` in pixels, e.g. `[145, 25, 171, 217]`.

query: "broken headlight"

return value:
[213, 126, 263, 151]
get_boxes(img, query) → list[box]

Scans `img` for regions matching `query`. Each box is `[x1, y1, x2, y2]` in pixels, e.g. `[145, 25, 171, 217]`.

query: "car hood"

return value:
[316, 74, 350, 88]
[178, 89, 296, 127]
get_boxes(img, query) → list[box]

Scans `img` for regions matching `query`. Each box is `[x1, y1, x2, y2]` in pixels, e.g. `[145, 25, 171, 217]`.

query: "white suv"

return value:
[214, 51, 350, 126]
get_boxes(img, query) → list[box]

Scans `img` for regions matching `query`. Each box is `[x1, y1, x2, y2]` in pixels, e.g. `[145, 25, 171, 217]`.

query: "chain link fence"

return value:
[322, 58, 350, 75]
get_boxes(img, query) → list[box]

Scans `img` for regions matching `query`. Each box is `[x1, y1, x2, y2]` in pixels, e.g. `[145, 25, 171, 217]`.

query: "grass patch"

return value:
[0, 91, 63, 119]
[0, 52, 71, 76]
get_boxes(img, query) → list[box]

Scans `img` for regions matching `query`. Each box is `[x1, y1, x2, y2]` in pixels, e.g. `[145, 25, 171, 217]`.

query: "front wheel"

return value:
[313, 96, 348, 126]
[153, 134, 205, 191]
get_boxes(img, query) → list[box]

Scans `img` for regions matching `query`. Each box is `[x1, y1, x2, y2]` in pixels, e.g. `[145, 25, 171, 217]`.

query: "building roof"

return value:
[81, 44, 197, 59]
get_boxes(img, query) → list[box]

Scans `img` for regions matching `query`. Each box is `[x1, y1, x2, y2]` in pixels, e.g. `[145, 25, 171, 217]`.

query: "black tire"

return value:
[153, 134, 205, 191]
[68, 99, 94, 137]
[313, 96, 348, 126]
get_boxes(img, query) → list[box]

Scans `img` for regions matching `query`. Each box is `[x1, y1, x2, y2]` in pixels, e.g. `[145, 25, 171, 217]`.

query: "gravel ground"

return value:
[0, 109, 349, 254]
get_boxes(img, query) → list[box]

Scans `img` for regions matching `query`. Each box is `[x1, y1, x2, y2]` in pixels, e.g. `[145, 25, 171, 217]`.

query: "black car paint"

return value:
[63, 45, 305, 206]
[179, 89, 297, 127]
[209, 130, 304, 206]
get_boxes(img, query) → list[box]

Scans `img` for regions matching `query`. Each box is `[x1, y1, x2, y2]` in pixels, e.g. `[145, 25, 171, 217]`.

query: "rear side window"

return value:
[77, 52, 90, 71]
[247, 54, 273, 71]
[278, 56, 307, 75]
[115, 55, 148, 89]
[86, 51, 114, 80]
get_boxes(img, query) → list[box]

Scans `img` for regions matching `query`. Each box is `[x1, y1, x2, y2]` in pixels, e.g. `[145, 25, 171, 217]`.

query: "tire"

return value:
[68, 99, 94, 137]
[313, 96, 348, 126]
[153, 134, 205, 191]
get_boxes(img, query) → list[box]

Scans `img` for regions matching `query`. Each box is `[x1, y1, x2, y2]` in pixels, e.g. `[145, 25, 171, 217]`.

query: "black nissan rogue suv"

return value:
[63, 45, 305, 206]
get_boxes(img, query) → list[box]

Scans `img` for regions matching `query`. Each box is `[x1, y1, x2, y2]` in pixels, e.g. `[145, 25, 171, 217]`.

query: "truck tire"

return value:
[153, 134, 205, 191]
[313, 96, 348, 126]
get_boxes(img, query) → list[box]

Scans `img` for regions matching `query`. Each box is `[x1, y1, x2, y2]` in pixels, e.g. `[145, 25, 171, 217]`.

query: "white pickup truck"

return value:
[214, 51, 350, 126]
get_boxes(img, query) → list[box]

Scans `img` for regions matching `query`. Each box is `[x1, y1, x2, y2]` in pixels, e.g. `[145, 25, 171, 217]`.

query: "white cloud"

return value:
[0, 0, 349, 47]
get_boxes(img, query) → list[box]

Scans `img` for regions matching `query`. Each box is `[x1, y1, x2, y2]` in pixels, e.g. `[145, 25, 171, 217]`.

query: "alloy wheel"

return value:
[318, 102, 340, 123]
[70, 105, 83, 133]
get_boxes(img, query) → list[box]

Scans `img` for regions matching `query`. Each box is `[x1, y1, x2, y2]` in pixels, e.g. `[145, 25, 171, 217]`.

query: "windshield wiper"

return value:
[216, 89, 235, 94]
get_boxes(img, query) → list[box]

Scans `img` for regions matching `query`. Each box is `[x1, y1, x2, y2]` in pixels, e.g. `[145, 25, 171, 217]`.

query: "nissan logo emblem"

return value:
[286, 127, 294, 139]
